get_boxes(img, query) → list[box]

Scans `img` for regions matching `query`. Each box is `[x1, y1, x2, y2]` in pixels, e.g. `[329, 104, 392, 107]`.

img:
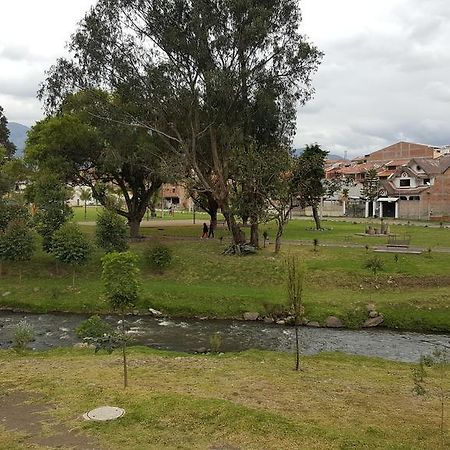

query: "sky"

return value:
[1, 0, 449, 158]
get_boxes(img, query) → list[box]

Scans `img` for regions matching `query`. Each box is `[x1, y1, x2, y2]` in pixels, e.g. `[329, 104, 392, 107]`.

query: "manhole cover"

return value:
[83, 406, 125, 421]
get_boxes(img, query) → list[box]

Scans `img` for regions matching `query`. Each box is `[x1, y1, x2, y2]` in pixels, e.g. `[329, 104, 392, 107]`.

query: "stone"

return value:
[2, 292, 11, 297]
[194, 347, 208, 354]
[243, 312, 259, 321]
[306, 321, 321, 327]
[83, 406, 125, 421]
[33, 287, 40, 292]
[263, 317, 274, 323]
[368, 310, 379, 318]
[363, 315, 384, 327]
[325, 316, 343, 328]
[148, 308, 163, 317]
[366, 303, 376, 312]
[275, 319, 286, 325]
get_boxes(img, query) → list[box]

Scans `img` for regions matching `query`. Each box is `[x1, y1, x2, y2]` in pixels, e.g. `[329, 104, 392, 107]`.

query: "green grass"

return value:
[72, 205, 214, 223]
[1, 348, 449, 449]
[1, 232, 450, 331]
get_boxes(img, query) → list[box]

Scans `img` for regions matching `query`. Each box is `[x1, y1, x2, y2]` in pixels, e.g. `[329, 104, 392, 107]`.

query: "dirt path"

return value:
[0, 390, 100, 449]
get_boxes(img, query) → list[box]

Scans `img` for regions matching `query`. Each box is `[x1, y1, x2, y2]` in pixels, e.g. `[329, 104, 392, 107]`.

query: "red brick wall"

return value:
[367, 142, 435, 162]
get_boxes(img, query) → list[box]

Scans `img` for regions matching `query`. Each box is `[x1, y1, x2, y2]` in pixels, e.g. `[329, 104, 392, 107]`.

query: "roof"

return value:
[385, 159, 410, 167]
[338, 162, 379, 175]
[377, 169, 396, 178]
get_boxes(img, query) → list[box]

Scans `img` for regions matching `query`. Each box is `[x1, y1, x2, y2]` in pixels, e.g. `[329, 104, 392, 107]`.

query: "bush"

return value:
[12, 320, 34, 352]
[75, 315, 114, 339]
[96, 208, 128, 253]
[364, 256, 384, 275]
[144, 244, 172, 271]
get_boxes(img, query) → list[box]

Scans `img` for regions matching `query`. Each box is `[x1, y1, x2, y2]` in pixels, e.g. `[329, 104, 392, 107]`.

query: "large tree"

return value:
[39, 0, 322, 245]
[26, 90, 174, 237]
[0, 106, 16, 158]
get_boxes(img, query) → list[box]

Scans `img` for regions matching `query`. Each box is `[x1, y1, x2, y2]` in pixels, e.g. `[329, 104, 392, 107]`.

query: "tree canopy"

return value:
[0, 106, 16, 158]
[39, 0, 322, 244]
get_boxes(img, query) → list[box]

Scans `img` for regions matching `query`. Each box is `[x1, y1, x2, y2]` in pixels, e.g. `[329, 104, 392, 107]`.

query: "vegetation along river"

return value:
[0, 311, 449, 362]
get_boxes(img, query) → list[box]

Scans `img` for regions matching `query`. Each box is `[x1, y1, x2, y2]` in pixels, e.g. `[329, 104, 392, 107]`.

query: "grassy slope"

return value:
[1, 348, 448, 450]
[1, 230, 450, 331]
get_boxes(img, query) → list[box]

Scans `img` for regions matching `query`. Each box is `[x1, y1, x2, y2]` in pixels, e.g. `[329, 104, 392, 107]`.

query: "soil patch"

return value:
[0, 390, 100, 449]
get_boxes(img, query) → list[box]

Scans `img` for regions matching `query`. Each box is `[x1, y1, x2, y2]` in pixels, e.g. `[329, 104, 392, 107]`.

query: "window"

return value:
[400, 196, 408, 200]
[416, 166, 422, 171]
[424, 178, 430, 185]
[409, 196, 420, 201]
[400, 179, 411, 187]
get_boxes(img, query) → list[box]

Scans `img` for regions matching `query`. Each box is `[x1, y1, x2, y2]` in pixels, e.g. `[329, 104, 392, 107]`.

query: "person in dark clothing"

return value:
[208, 222, 215, 238]
[201, 222, 209, 238]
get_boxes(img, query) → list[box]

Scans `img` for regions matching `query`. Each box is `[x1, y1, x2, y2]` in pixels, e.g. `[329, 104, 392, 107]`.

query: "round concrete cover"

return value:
[83, 406, 125, 421]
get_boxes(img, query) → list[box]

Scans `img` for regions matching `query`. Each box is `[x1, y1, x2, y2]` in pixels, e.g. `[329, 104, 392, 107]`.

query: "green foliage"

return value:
[0, 201, 30, 232]
[144, 244, 172, 271]
[0, 105, 16, 157]
[29, 174, 73, 251]
[0, 220, 34, 265]
[364, 256, 384, 275]
[51, 223, 92, 266]
[209, 333, 222, 353]
[101, 251, 140, 311]
[12, 320, 34, 352]
[75, 314, 114, 339]
[96, 208, 129, 253]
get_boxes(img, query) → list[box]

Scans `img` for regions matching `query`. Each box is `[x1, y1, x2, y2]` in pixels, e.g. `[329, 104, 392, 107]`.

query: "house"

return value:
[378, 155, 450, 219]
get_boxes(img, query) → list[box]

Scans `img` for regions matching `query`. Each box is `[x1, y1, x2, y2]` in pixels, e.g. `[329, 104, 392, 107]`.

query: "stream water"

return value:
[1, 311, 449, 362]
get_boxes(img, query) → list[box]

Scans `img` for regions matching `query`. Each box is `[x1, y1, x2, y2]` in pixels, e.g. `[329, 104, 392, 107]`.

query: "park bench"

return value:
[387, 234, 411, 248]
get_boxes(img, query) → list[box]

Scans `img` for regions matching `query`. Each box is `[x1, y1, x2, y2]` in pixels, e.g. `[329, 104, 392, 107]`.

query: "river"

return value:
[0, 311, 449, 362]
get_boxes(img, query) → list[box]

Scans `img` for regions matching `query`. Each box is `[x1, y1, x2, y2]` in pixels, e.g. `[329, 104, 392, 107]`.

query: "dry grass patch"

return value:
[0, 348, 448, 449]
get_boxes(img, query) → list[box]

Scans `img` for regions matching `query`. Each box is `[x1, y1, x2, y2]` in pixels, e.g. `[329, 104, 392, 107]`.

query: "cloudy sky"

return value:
[1, 0, 449, 157]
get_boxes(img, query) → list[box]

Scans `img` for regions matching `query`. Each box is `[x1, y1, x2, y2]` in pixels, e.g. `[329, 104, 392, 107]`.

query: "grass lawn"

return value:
[0, 232, 449, 331]
[0, 348, 448, 449]
[72, 206, 213, 223]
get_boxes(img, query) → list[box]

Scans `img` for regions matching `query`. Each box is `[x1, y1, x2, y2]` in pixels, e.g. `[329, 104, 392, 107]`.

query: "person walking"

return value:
[201, 222, 209, 239]
[208, 221, 215, 238]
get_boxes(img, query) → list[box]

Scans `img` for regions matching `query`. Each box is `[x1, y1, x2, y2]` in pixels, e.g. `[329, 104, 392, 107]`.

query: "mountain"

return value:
[7, 122, 30, 157]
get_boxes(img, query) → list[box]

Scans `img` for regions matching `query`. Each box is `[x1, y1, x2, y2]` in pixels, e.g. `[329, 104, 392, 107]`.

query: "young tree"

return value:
[101, 251, 140, 388]
[51, 223, 92, 286]
[0, 220, 34, 278]
[79, 188, 91, 220]
[297, 144, 328, 231]
[39, 0, 322, 245]
[286, 255, 305, 371]
[361, 168, 380, 217]
[96, 208, 129, 253]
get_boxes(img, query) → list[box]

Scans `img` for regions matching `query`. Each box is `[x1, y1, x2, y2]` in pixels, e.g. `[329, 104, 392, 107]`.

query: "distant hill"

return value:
[7, 122, 30, 157]
[294, 148, 348, 161]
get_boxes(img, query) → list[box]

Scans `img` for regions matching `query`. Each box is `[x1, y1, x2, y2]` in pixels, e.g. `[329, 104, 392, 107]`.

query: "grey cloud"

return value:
[0, 70, 43, 98]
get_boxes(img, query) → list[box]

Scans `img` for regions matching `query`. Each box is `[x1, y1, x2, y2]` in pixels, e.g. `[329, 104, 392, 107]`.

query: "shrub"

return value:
[364, 256, 384, 275]
[144, 244, 172, 271]
[51, 223, 92, 285]
[76, 315, 114, 339]
[12, 320, 34, 352]
[209, 333, 222, 352]
[96, 208, 128, 253]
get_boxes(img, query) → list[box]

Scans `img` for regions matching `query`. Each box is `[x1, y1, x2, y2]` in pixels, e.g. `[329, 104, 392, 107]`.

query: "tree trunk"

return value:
[121, 311, 128, 388]
[209, 204, 218, 238]
[295, 323, 300, 371]
[84, 201, 87, 220]
[312, 204, 321, 230]
[250, 219, 259, 248]
[275, 227, 283, 254]
[129, 219, 141, 238]
[223, 210, 243, 245]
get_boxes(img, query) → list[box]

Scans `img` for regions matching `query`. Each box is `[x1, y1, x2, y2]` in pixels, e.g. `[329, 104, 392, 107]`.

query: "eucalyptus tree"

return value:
[39, 0, 322, 245]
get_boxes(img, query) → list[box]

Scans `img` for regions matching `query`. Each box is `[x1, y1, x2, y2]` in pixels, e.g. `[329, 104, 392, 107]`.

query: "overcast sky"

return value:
[1, 0, 449, 157]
